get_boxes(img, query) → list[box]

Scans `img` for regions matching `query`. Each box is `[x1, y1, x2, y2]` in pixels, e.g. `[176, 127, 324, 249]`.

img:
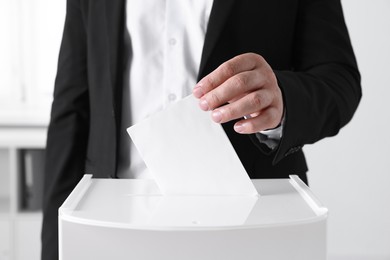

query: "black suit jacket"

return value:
[42, 0, 361, 259]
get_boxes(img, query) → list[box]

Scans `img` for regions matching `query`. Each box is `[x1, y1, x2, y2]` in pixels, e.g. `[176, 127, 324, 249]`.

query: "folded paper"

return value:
[127, 95, 258, 196]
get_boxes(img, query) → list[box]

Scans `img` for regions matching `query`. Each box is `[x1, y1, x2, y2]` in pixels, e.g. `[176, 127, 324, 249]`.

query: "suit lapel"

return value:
[198, 0, 235, 80]
[101, 0, 234, 90]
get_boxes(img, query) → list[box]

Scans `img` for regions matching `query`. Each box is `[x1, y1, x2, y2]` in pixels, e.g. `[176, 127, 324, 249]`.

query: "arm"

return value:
[42, 0, 89, 259]
[272, 0, 361, 163]
[193, 0, 361, 164]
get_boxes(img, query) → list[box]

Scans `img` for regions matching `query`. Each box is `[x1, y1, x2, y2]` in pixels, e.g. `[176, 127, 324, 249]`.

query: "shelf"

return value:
[0, 104, 51, 127]
[15, 211, 42, 221]
[0, 127, 47, 148]
[0, 197, 10, 214]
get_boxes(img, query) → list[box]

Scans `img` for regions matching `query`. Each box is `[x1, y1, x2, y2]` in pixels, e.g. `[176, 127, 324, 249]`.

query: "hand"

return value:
[193, 53, 284, 134]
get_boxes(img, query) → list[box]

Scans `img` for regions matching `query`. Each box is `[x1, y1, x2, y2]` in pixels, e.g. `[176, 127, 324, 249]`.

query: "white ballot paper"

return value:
[127, 95, 258, 196]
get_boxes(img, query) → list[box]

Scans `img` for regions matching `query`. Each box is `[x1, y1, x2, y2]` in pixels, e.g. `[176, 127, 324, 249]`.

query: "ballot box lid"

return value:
[59, 175, 327, 230]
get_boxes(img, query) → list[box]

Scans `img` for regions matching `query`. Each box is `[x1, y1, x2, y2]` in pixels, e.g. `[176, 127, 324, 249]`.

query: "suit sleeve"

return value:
[41, 0, 89, 259]
[272, 0, 362, 164]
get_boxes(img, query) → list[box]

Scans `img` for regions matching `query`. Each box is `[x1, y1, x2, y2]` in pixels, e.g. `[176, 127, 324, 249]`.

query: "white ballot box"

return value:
[59, 175, 328, 260]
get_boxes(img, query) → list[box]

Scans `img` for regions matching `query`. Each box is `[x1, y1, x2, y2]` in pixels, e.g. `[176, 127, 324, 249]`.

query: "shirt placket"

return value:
[163, 0, 183, 108]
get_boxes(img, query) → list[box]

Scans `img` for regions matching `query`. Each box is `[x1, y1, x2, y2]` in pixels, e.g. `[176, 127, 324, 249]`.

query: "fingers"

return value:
[193, 53, 262, 99]
[211, 89, 283, 133]
[197, 70, 267, 111]
[192, 52, 284, 134]
[233, 107, 282, 134]
[210, 89, 273, 124]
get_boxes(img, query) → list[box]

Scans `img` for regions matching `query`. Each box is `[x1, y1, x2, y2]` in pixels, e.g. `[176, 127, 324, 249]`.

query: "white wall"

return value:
[307, 1, 390, 259]
[0, 0, 65, 125]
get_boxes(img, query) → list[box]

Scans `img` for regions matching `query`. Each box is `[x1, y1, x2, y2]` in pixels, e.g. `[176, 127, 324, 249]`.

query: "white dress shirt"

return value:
[118, 0, 213, 178]
[118, 0, 282, 179]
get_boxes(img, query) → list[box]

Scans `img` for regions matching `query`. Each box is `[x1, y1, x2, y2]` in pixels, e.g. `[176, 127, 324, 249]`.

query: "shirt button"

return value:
[168, 93, 177, 102]
[169, 38, 177, 45]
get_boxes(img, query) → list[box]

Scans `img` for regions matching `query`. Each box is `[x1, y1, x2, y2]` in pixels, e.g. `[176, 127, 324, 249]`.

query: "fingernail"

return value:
[234, 123, 244, 133]
[212, 110, 222, 123]
[193, 86, 203, 98]
[199, 99, 209, 111]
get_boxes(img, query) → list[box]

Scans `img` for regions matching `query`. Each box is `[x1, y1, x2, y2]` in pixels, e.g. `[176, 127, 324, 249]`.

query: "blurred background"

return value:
[0, 0, 389, 259]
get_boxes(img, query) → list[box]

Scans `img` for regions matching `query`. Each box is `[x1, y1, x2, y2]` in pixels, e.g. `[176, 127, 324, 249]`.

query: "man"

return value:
[42, 0, 361, 259]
